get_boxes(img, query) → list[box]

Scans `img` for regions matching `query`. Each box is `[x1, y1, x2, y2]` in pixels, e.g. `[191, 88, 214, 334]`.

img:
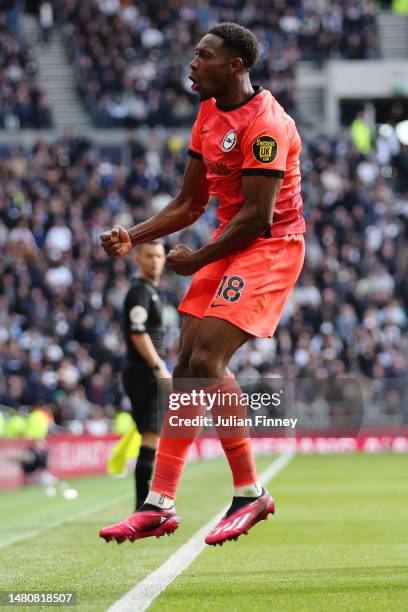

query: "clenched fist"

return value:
[100, 225, 132, 258]
[166, 244, 201, 275]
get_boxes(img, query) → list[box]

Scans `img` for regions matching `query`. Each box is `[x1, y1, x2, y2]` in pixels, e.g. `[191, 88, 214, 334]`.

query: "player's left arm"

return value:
[167, 175, 282, 275]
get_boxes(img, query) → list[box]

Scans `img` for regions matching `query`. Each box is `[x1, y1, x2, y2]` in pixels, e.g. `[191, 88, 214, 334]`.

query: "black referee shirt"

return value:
[123, 276, 165, 366]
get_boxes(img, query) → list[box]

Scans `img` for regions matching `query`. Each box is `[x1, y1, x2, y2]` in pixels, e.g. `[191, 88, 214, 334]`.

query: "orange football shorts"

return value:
[178, 233, 305, 338]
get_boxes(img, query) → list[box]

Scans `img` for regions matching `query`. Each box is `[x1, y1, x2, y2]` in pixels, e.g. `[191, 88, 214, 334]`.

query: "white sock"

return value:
[234, 481, 263, 498]
[145, 490, 174, 509]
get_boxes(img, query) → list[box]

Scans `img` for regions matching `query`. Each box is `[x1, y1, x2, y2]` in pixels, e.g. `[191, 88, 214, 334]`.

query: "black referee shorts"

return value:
[122, 363, 163, 434]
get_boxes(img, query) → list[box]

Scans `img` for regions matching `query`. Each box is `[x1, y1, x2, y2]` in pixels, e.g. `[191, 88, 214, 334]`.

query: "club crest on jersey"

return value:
[221, 130, 238, 152]
[252, 135, 278, 163]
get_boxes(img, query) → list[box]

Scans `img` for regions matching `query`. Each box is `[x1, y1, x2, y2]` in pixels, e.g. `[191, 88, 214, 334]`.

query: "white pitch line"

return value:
[0, 493, 132, 550]
[108, 450, 295, 612]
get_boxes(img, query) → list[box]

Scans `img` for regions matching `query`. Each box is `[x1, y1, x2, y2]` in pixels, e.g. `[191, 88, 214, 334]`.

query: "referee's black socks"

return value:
[135, 446, 156, 511]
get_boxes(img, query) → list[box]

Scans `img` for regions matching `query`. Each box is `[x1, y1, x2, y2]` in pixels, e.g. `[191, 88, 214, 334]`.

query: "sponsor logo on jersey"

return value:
[203, 157, 231, 176]
[252, 135, 278, 163]
[221, 129, 238, 152]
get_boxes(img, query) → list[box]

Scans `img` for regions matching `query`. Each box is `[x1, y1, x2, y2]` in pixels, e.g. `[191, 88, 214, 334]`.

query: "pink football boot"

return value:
[205, 490, 275, 546]
[99, 508, 180, 544]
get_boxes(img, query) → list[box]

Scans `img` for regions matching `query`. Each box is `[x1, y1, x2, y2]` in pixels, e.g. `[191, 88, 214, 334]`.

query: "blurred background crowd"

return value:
[1, 123, 407, 432]
[0, 0, 407, 434]
[0, 4, 51, 129]
[1, 0, 379, 128]
[62, 0, 378, 127]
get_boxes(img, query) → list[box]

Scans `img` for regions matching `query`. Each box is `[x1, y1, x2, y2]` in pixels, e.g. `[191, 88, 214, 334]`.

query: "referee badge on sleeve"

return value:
[252, 135, 278, 163]
[129, 305, 148, 326]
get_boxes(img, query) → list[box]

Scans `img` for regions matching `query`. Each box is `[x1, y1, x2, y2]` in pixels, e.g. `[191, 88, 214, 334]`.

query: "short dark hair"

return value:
[136, 239, 165, 251]
[208, 22, 259, 69]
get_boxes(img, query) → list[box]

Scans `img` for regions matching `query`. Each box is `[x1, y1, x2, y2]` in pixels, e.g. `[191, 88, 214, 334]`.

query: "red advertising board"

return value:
[0, 435, 119, 490]
[192, 434, 408, 459]
[1, 431, 408, 490]
[47, 434, 119, 477]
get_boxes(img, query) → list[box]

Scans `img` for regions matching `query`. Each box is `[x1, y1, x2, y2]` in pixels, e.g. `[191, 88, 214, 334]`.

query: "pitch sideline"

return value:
[108, 450, 295, 612]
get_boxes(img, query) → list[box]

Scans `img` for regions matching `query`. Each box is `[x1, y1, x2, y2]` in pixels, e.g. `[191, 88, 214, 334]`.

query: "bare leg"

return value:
[189, 317, 251, 379]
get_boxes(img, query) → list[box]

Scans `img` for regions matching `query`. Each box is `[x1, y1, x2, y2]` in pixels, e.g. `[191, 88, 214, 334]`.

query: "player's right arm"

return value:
[100, 156, 209, 258]
[131, 333, 171, 379]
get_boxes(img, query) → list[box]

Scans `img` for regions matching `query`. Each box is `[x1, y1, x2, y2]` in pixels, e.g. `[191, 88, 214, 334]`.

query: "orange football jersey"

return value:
[188, 87, 305, 237]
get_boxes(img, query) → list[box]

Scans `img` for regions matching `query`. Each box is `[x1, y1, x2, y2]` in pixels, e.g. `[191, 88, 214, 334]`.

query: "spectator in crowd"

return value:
[1, 0, 21, 39]
[39, 1, 54, 46]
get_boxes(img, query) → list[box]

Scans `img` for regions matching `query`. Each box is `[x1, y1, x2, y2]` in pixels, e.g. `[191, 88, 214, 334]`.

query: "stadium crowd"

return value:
[0, 121, 407, 431]
[61, 0, 378, 127]
[0, 4, 52, 129]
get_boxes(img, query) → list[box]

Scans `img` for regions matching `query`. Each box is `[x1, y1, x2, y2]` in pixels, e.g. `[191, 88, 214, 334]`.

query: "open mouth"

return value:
[189, 75, 199, 91]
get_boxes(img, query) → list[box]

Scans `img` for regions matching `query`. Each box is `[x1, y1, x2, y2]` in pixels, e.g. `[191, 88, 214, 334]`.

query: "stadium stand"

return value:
[0, 122, 407, 430]
[0, 0, 407, 432]
[60, 0, 378, 127]
[0, 3, 52, 128]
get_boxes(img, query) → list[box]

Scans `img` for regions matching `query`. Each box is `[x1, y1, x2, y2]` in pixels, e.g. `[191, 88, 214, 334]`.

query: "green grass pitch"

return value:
[1, 453, 407, 611]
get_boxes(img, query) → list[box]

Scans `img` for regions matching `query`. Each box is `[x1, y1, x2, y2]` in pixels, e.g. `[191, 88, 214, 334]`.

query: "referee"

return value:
[122, 240, 171, 510]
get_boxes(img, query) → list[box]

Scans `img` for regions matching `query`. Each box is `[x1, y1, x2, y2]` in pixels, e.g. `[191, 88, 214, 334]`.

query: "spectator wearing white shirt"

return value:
[39, 1, 53, 45]
[45, 217, 72, 253]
